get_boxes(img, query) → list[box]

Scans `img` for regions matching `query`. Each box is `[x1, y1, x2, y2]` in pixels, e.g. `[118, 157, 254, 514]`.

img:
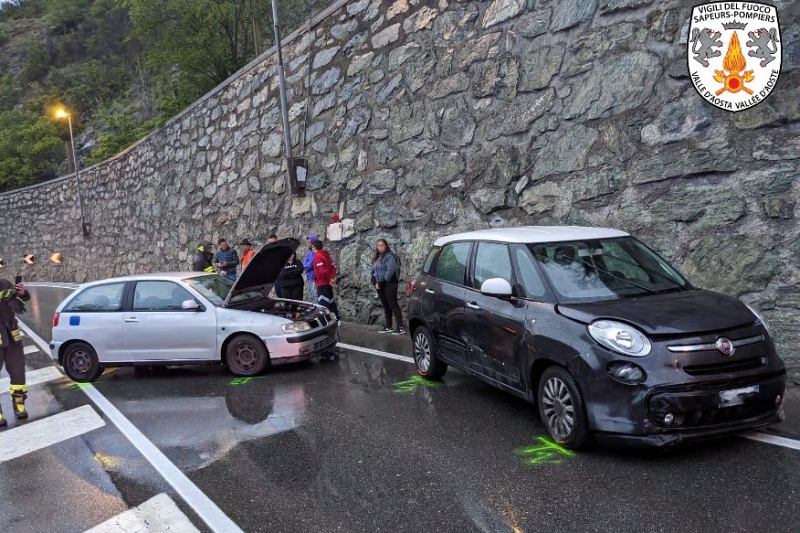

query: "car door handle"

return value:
[466, 302, 481, 310]
[424, 288, 435, 294]
[124, 317, 139, 323]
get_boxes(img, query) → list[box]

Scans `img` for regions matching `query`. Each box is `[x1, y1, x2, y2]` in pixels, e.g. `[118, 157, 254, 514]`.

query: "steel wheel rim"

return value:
[233, 344, 259, 374]
[542, 377, 575, 440]
[413, 332, 431, 373]
[68, 349, 92, 375]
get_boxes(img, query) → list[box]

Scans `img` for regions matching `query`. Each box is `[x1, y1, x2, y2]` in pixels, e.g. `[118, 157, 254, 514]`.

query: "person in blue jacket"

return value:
[371, 238, 405, 334]
[303, 234, 318, 302]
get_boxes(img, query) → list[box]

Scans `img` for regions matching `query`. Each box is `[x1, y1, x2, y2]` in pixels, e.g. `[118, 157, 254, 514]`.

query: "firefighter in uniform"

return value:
[0, 278, 30, 426]
[192, 241, 216, 273]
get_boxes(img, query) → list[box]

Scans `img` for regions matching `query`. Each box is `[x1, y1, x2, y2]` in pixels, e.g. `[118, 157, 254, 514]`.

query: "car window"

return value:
[187, 275, 231, 306]
[530, 237, 688, 302]
[422, 246, 440, 274]
[133, 281, 195, 311]
[434, 242, 471, 285]
[64, 283, 125, 312]
[514, 247, 546, 298]
[473, 242, 513, 289]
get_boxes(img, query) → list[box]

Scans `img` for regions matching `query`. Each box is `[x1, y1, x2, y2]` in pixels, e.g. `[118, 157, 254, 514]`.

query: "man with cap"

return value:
[239, 239, 255, 271]
[192, 241, 215, 273]
[303, 234, 318, 303]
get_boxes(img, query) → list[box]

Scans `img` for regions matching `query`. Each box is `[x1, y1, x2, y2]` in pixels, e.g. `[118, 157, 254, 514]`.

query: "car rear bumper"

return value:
[262, 322, 338, 363]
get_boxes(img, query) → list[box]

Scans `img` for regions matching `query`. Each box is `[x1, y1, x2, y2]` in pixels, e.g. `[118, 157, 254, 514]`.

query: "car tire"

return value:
[412, 326, 447, 380]
[62, 342, 104, 382]
[537, 366, 589, 449]
[225, 335, 269, 376]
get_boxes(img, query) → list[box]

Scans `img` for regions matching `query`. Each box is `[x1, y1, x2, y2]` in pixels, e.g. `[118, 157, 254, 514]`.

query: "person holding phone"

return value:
[0, 275, 30, 426]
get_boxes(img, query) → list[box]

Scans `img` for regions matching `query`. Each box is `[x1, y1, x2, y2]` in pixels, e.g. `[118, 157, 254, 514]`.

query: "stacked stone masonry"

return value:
[0, 0, 798, 381]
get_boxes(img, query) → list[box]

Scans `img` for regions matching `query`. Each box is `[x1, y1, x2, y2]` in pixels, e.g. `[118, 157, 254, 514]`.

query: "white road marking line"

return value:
[0, 366, 63, 392]
[84, 493, 200, 533]
[337, 342, 414, 364]
[23, 344, 39, 354]
[0, 405, 105, 463]
[16, 322, 55, 360]
[16, 319, 244, 533]
[742, 431, 800, 451]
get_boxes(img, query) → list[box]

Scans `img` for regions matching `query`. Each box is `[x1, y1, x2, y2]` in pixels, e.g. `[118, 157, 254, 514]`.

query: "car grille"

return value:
[683, 357, 766, 376]
[309, 314, 331, 329]
[312, 335, 335, 351]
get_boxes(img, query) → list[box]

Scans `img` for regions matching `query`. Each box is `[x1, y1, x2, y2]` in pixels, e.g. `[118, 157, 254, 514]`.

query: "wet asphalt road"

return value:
[3, 285, 799, 532]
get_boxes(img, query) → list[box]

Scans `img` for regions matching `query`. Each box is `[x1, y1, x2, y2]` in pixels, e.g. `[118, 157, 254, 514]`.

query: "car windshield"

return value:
[186, 275, 232, 306]
[528, 237, 690, 302]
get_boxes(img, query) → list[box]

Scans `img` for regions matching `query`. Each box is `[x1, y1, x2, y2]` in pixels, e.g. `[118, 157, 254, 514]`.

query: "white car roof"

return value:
[79, 272, 211, 287]
[433, 226, 630, 246]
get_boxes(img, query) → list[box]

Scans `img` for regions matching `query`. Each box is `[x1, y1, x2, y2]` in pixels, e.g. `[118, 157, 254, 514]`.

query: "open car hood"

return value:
[223, 238, 298, 307]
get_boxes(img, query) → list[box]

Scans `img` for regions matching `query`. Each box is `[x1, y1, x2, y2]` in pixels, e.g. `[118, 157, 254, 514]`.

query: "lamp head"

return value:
[53, 106, 70, 120]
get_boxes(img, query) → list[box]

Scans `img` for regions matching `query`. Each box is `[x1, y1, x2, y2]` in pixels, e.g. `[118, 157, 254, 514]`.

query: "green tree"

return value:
[0, 109, 64, 190]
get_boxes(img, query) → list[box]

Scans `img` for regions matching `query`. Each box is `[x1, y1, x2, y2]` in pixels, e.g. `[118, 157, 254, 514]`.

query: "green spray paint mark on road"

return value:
[229, 376, 268, 386]
[392, 374, 442, 394]
[70, 382, 92, 390]
[514, 436, 576, 466]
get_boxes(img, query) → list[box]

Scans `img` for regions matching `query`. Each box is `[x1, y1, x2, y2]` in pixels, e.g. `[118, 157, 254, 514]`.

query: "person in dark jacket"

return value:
[312, 240, 339, 319]
[303, 234, 318, 302]
[0, 277, 30, 426]
[213, 238, 239, 281]
[192, 241, 215, 273]
[276, 253, 305, 301]
[371, 239, 405, 334]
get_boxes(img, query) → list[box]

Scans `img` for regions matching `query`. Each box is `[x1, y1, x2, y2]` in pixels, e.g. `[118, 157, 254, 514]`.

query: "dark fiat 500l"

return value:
[407, 226, 785, 448]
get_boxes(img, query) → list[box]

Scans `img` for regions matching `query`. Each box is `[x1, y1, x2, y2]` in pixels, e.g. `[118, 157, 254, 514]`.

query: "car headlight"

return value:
[588, 320, 651, 357]
[282, 322, 312, 333]
[742, 301, 770, 333]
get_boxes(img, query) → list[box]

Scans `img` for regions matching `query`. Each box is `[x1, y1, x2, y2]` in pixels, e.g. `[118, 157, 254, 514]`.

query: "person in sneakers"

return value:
[312, 239, 339, 320]
[371, 239, 405, 335]
[0, 277, 30, 426]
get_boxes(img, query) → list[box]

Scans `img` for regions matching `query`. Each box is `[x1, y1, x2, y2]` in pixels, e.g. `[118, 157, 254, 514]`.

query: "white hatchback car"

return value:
[51, 239, 338, 381]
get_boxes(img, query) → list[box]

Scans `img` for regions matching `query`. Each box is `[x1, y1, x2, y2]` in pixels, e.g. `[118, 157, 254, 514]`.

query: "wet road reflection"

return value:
[18, 286, 800, 533]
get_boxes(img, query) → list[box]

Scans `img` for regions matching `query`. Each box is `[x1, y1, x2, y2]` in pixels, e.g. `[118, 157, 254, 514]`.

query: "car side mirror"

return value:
[182, 299, 201, 311]
[480, 278, 513, 298]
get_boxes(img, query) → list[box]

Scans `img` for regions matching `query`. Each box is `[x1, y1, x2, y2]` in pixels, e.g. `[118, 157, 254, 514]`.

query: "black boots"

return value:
[10, 385, 27, 420]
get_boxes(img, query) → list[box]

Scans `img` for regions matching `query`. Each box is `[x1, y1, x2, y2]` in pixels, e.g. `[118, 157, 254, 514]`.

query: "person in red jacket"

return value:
[312, 240, 339, 320]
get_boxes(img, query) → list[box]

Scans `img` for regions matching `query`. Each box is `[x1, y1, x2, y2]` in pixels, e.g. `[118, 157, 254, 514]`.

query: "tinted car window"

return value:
[473, 242, 513, 289]
[422, 246, 440, 274]
[64, 283, 125, 312]
[133, 281, 195, 311]
[434, 242, 471, 285]
[514, 247, 546, 298]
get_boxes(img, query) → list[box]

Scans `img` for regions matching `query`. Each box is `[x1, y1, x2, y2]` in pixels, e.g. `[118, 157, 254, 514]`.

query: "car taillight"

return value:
[407, 279, 416, 297]
[52, 312, 60, 327]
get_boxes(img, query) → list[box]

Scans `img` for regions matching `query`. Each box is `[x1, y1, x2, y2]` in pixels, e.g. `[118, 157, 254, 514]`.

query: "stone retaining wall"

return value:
[1, 0, 798, 380]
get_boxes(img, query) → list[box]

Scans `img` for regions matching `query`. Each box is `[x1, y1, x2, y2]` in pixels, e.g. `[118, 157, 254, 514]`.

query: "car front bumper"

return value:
[587, 370, 786, 448]
[262, 321, 338, 364]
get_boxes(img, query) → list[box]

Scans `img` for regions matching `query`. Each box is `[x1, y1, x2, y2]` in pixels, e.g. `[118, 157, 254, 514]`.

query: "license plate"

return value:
[719, 385, 760, 407]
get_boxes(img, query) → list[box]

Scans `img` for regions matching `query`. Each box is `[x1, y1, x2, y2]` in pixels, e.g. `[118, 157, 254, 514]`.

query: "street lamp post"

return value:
[54, 107, 89, 237]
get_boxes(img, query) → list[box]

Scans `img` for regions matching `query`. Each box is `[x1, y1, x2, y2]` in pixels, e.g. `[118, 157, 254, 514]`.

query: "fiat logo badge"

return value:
[716, 337, 735, 356]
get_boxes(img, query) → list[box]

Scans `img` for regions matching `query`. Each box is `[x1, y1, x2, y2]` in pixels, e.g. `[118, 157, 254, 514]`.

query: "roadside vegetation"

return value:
[0, 0, 331, 191]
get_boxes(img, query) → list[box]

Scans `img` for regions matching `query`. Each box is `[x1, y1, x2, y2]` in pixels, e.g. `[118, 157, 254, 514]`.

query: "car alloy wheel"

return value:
[414, 331, 432, 373]
[542, 376, 575, 440]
